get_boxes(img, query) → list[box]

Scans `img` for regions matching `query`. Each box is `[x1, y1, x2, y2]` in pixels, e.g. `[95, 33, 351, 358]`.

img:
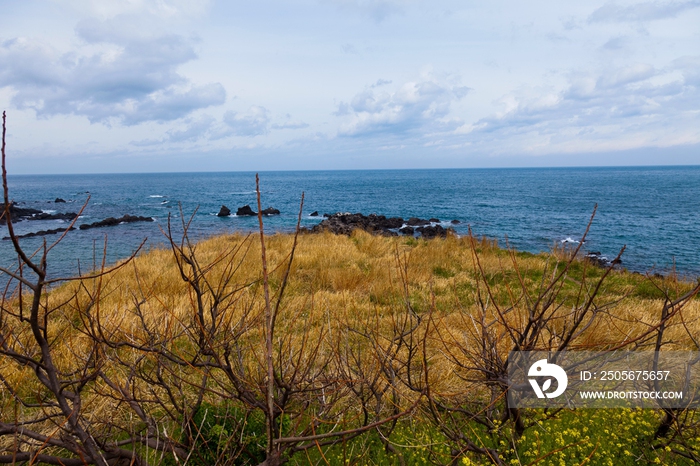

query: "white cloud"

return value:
[674, 55, 700, 86]
[50, 0, 211, 20]
[589, 0, 700, 23]
[0, 16, 225, 126]
[130, 114, 215, 146]
[223, 106, 271, 137]
[596, 63, 656, 88]
[456, 58, 700, 154]
[336, 78, 470, 137]
[272, 114, 309, 130]
[327, 0, 413, 22]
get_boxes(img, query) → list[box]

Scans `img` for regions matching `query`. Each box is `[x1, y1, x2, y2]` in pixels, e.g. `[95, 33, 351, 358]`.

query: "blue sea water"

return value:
[2, 166, 699, 281]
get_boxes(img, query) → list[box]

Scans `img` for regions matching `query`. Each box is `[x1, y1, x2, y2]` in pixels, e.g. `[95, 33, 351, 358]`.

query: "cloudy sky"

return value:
[1, 0, 699, 173]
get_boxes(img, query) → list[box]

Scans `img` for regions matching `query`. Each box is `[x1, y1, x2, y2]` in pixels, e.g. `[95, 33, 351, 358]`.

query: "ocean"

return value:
[2, 166, 699, 281]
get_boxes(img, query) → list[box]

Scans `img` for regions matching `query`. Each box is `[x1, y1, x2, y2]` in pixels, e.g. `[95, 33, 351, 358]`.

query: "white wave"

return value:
[149, 195, 164, 198]
[41, 209, 56, 214]
[561, 237, 580, 244]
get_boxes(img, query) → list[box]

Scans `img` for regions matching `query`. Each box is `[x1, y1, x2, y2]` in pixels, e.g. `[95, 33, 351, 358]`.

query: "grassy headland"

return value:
[2, 229, 700, 465]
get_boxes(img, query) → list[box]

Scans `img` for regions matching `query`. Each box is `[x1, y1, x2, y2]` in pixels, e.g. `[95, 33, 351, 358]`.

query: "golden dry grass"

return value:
[5, 230, 700, 386]
[2, 229, 699, 462]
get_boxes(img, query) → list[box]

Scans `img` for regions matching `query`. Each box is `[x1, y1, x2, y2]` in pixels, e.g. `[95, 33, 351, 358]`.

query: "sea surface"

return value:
[2, 166, 699, 282]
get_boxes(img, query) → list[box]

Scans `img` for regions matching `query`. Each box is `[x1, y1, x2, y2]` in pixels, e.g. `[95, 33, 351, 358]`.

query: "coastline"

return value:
[2, 167, 700, 280]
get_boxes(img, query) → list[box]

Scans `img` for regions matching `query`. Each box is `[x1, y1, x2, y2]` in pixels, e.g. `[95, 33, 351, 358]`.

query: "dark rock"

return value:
[311, 212, 408, 237]
[310, 211, 456, 239]
[27, 212, 78, 221]
[55, 198, 66, 203]
[416, 225, 447, 239]
[1, 205, 78, 223]
[0, 202, 42, 223]
[584, 252, 622, 268]
[584, 252, 604, 265]
[310, 211, 319, 217]
[323, 213, 331, 218]
[236, 205, 257, 216]
[217, 205, 231, 217]
[79, 214, 154, 230]
[4, 227, 75, 240]
[451, 219, 461, 224]
[374, 215, 404, 229]
[429, 218, 440, 223]
[407, 217, 430, 226]
[261, 207, 280, 215]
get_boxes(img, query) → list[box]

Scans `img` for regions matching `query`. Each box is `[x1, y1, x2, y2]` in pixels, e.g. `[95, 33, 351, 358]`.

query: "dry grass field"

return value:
[2, 227, 700, 465]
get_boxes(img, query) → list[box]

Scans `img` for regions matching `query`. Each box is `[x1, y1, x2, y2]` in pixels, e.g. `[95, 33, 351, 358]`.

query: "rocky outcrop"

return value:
[407, 217, 430, 226]
[311, 213, 403, 236]
[27, 212, 78, 221]
[3, 227, 75, 240]
[416, 224, 447, 239]
[0, 203, 42, 223]
[236, 205, 257, 216]
[310, 212, 452, 239]
[261, 207, 280, 215]
[1, 203, 78, 223]
[55, 198, 66, 203]
[584, 252, 622, 268]
[79, 215, 154, 230]
[217, 205, 231, 217]
[450, 219, 461, 224]
[309, 211, 319, 217]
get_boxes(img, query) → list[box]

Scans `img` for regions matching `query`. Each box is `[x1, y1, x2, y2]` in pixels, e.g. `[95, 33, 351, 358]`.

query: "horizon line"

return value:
[7, 163, 700, 177]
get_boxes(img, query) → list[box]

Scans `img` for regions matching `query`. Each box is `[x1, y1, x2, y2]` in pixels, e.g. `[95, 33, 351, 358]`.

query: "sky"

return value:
[0, 0, 699, 174]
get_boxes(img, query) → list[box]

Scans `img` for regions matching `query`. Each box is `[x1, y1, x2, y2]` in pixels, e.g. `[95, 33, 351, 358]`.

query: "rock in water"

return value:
[261, 207, 280, 215]
[217, 205, 231, 217]
[79, 215, 154, 230]
[4, 227, 76, 240]
[236, 205, 257, 216]
[416, 225, 447, 239]
[0, 202, 42, 224]
[27, 212, 78, 221]
[311, 212, 404, 236]
[407, 217, 430, 226]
